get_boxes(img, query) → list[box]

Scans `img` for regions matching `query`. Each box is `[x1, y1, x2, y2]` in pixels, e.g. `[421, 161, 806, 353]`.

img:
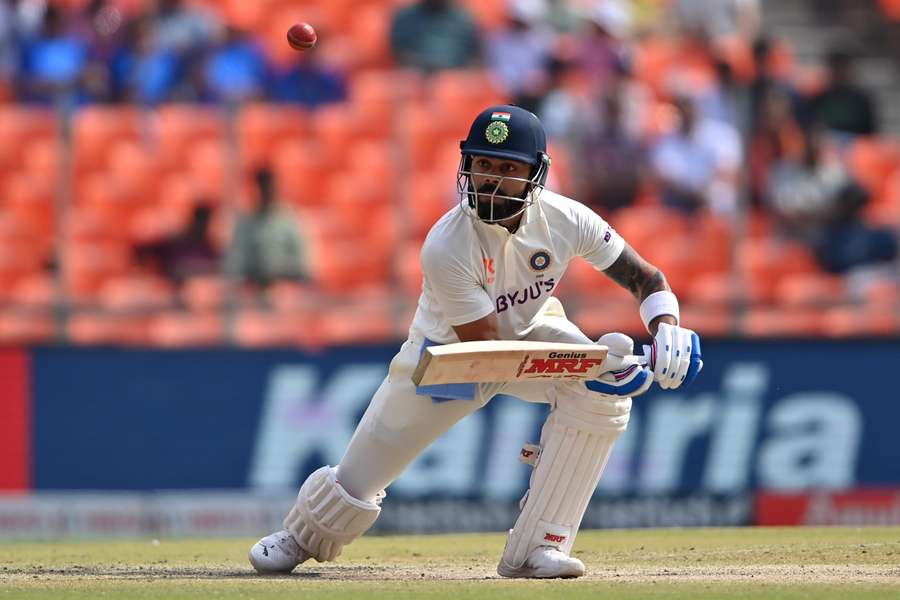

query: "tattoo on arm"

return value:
[603, 244, 670, 301]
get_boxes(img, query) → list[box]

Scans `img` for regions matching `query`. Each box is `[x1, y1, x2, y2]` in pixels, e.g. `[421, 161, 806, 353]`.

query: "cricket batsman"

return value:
[249, 105, 703, 578]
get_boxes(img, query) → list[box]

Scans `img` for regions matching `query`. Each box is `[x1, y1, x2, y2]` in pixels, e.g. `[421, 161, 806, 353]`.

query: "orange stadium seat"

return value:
[67, 204, 127, 242]
[428, 70, 507, 131]
[315, 294, 395, 346]
[576, 303, 645, 339]
[347, 140, 396, 197]
[72, 106, 143, 171]
[609, 205, 689, 255]
[1, 175, 55, 239]
[822, 305, 898, 337]
[152, 105, 226, 169]
[773, 272, 845, 308]
[9, 273, 55, 309]
[145, 311, 224, 347]
[180, 275, 227, 312]
[737, 238, 818, 301]
[128, 203, 192, 245]
[233, 309, 309, 348]
[863, 279, 898, 309]
[348, 70, 397, 138]
[686, 271, 767, 307]
[742, 307, 822, 337]
[0, 311, 54, 344]
[460, 0, 507, 31]
[0, 107, 56, 169]
[22, 138, 60, 182]
[847, 137, 899, 200]
[184, 139, 230, 199]
[312, 239, 392, 294]
[864, 168, 900, 226]
[347, 3, 393, 69]
[104, 140, 162, 203]
[218, 0, 267, 31]
[96, 274, 177, 311]
[67, 313, 151, 346]
[271, 140, 328, 207]
[396, 239, 423, 298]
[402, 103, 449, 170]
[237, 104, 307, 168]
[309, 104, 358, 167]
[555, 257, 625, 301]
[680, 304, 733, 337]
[405, 172, 457, 240]
[61, 239, 133, 303]
[264, 281, 317, 313]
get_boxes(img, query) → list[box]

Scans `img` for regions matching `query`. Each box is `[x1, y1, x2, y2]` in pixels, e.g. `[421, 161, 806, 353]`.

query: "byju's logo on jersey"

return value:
[529, 250, 552, 271]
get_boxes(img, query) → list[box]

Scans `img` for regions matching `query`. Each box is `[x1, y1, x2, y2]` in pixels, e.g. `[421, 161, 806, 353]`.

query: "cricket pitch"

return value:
[1, 527, 898, 599]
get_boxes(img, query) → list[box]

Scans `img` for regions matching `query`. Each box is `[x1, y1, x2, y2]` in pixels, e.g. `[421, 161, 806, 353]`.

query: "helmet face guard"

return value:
[457, 105, 551, 224]
[456, 154, 549, 223]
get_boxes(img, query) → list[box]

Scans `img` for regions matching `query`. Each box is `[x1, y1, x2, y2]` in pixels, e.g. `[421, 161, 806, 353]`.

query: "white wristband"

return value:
[640, 291, 680, 332]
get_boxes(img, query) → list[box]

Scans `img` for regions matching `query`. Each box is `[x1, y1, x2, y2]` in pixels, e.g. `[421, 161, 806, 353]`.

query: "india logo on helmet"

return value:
[485, 120, 509, 144]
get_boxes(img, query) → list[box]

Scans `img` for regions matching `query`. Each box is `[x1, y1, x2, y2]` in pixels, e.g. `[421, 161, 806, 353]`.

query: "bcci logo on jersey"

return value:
[529, 250, 551, 271]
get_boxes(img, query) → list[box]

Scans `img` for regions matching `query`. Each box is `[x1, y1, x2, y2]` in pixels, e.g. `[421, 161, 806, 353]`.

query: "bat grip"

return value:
[602, 351, 651, 373]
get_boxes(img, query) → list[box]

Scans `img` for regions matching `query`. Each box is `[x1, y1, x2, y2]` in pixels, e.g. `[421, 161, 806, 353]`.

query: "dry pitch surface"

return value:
[1, 527, 899, 599]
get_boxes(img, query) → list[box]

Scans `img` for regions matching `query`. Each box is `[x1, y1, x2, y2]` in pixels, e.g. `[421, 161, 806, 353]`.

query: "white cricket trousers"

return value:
[335, 304, 597, 502]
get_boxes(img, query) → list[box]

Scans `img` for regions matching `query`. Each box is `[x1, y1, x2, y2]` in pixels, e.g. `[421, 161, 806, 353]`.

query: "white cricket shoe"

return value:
[249, 529, 311, 574]
[497, 546, 586, 579]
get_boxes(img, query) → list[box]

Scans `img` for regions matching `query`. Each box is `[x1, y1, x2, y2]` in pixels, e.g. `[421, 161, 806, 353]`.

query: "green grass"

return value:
[1, 527, 898, 599]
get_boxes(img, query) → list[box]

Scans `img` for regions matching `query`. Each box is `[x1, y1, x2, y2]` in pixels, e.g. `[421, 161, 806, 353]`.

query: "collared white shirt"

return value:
[409, 190, 625, 344]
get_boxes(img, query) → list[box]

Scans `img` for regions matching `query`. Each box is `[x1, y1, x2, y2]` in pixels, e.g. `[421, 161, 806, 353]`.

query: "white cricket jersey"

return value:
[409, 190, 625, 344]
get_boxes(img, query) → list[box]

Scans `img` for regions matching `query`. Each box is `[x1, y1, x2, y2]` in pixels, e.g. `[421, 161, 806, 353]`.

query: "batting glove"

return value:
[584, 332, 654, 398]
[644, 322, 703, 390]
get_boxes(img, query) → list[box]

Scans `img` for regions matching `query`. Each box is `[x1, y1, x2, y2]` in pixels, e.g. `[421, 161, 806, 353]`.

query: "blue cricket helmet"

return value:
[457, 105, 552, 223]
[460, 104, 550, 172]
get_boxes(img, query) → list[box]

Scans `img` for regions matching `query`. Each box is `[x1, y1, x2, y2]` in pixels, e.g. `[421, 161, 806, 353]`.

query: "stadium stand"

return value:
[0, 0, 896, 346]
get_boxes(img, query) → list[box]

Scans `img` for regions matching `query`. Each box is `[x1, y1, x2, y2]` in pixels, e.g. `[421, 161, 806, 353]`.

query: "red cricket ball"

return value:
[287, 22, 317, 51]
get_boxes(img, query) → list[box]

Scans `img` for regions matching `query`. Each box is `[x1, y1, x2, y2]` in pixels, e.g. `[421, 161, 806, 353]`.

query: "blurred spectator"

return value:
[110, 17, 182, 104]
[747, 37, 801, 133]
[749, 86, 805, 205]
[147, 0, 220, 101]
[270, 45, 348, 108]
[225, 168, 309, 288]
[673, 0, 760, 40]
[650, 94, 742, 215]
[134, 203, 220, 284]
[19, 4, 90, 104]
[577, 0, 631, 93]
[203, 26, 267, 104]
[544, 0, 583, 34]
[808, 48, 878, 137]
[538, 55, 585, 140]
[696, 59, 747, 129]
[72, 0, 127, 62]
[485, 0, 555, 112]
[577, 88, 645, 214]
[765, 129, 897, 274]
[150, 0, 220, 55]
[389, 0, 481, 74]
[0, 0, 19, 88]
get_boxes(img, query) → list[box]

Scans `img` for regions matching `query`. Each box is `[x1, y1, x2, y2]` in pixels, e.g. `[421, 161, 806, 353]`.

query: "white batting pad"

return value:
[283, 465, 384, 562]
[499, 385, 628, 569]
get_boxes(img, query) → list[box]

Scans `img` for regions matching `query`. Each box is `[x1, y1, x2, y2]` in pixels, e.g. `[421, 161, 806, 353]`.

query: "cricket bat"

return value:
[411, 340, 645, 386]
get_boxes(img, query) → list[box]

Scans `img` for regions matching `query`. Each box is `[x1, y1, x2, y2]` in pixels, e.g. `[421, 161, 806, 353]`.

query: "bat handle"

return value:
[602, 351, 650, 373]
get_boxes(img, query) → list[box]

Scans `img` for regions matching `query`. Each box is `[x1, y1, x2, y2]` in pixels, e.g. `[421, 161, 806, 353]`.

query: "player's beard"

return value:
[475, 185, 526, 221]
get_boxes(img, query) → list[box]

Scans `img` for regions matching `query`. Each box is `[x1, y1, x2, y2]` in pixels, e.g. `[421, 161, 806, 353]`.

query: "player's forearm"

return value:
[603, 245, 671, 302]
